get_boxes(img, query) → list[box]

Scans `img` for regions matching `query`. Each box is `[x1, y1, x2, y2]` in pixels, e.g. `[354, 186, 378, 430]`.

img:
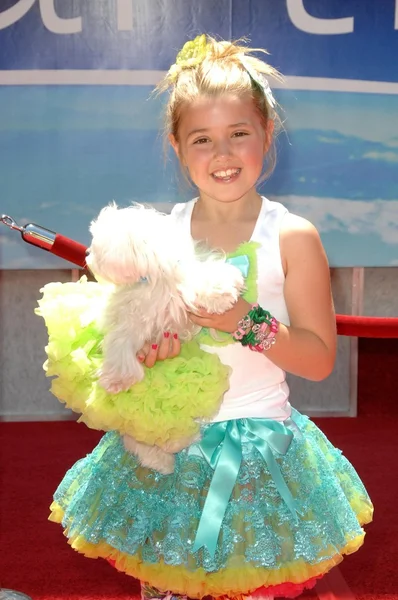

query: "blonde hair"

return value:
[156, 35, 284, 181]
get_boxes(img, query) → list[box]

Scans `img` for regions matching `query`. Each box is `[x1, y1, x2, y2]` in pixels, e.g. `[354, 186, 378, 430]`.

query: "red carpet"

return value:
[1, 337, 397, 599]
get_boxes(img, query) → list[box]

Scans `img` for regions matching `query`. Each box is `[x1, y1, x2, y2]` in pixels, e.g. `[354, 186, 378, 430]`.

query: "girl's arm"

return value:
[265, 213, 336, 381]
[188, 214, 337, 382]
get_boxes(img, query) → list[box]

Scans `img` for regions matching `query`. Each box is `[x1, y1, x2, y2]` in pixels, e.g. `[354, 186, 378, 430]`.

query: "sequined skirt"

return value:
[49, 409, 373, 599]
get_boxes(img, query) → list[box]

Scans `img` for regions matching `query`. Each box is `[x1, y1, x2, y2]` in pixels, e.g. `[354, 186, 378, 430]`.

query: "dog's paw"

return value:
[98, 359, 145, 393]
[195, 287, 241, 314]
[195, 262, 246, 314]
[140, 452, 176, 475]
[98, 371, 141, 393]
[154, 453, 175, 475]
[162, 434, 200, 454]
[207, 291, 240, 313]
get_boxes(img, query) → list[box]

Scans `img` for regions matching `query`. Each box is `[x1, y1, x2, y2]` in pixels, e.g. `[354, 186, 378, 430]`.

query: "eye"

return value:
[193, 137, 210, 145]
[232, 131, 249, 138]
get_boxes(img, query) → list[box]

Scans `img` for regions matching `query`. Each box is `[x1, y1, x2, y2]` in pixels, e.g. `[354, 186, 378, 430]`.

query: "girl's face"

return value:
[170, 94, 273, 205]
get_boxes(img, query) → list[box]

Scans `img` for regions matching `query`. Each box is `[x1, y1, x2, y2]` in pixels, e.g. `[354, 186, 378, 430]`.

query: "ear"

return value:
[263, 119, 274, 155]
[169, 133, 180, 158]
[169, 133, 188, 167]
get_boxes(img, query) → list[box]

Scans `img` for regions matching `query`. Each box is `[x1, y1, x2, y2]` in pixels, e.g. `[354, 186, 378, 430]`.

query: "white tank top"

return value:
[170, 196, 292, 422]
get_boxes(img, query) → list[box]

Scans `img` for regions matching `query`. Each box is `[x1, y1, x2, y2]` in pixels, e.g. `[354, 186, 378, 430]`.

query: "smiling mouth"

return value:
[212, 168, 241, 182]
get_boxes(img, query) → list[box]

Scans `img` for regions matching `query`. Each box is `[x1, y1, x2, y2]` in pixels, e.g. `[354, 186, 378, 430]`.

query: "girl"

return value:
[47, 36, 373, 600]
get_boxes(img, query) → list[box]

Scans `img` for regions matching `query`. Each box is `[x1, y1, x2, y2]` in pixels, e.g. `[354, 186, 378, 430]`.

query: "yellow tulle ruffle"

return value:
[49, 499, 371, 599]
[35, 277, 231, 446]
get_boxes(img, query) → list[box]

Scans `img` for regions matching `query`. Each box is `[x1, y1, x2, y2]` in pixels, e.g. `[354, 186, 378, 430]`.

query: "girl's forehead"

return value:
[179, 94, 260, 133]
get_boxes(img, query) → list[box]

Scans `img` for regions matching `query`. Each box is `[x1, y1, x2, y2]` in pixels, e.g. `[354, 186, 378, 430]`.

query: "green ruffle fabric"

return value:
[35, 277, 231, 446]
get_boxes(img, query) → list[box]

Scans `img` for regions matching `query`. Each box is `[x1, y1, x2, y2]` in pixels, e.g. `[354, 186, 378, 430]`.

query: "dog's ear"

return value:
[87, 202, 186, 285]
[89, 202, 119, 237]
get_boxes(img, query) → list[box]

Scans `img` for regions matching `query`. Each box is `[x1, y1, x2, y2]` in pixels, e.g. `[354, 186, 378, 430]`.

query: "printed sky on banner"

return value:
[0, 0, 398, 81]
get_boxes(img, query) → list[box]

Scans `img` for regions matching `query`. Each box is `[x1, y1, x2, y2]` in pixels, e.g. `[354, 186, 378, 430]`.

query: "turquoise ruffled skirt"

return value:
[50, 409, 373, 599]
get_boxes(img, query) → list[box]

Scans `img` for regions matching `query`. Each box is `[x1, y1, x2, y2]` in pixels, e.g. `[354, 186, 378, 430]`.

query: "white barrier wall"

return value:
[363, 269, 398, 317]
[0, 269, 73, 421]
[3, 267, 395, 421]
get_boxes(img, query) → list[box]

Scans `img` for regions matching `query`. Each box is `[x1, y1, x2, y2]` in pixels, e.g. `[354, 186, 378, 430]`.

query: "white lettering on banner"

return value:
[0, 0, 133, 32]
[0, 0, 35, 30]
[117, 0, 134, 31]
[40, 0, 82, 34]
[286, 0, 354, 34]
[0, 1, 397, 36]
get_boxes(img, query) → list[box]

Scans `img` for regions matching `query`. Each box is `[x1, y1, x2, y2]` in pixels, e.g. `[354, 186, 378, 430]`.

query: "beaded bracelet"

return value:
[232, 303, 279, 352]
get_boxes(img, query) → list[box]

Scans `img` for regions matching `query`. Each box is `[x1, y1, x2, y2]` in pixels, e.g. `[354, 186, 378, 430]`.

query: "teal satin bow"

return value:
[192, 417, 299, 558]
[226, 254, 249, 277]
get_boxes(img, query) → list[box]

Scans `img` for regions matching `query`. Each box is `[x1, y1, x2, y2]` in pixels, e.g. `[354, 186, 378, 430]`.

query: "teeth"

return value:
[213, 168, 240, 178]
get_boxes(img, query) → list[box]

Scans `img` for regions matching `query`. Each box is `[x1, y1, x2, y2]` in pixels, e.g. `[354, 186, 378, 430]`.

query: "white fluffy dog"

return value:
[86, 202, 245, 474]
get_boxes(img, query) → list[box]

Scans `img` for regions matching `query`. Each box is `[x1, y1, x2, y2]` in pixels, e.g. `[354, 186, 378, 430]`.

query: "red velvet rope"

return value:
[336, 315, 398, 338]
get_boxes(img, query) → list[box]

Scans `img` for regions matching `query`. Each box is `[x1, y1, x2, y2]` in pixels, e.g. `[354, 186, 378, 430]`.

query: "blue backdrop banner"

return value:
[1, 0, 398, 81]
[0, 0, 397, 267]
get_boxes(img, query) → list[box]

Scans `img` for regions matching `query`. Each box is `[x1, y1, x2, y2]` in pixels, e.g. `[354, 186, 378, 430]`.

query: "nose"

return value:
[213, 137, 232, 159]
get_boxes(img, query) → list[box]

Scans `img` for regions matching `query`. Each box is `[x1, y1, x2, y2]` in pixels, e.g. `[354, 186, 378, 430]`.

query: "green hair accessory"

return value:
[168, 34, 209, 81]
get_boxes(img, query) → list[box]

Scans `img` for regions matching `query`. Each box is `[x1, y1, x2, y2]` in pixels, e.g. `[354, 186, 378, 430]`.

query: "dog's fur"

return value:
[86, 202, 245, 474]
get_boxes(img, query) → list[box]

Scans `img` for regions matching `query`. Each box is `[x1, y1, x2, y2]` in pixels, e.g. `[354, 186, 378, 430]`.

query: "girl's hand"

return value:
[137, 332, 181, 368]
[187, 297, 251, 333]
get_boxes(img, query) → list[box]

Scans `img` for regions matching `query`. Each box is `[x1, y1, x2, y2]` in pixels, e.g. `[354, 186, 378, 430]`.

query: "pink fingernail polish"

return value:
[163, 332, 170, 338]
[152, 344, 158, 350]
[173, 333, 178, 340]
